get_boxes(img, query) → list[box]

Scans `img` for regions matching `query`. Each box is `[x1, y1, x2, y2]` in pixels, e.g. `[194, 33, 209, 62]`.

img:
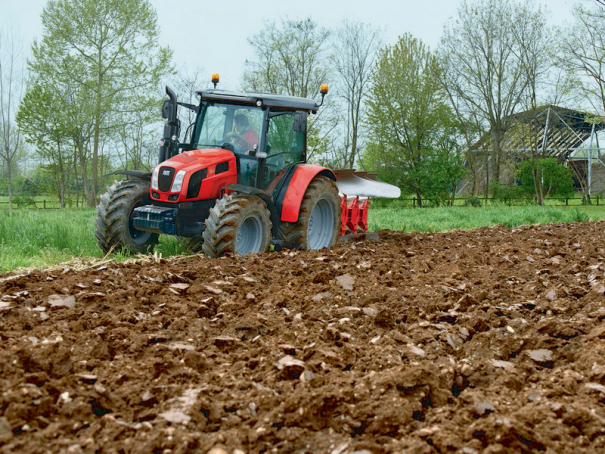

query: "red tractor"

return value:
[95, 76, 399, 257]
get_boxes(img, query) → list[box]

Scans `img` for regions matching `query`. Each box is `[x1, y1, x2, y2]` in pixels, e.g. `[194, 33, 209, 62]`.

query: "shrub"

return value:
[464, 197, 482, 207]
[13, 195, 36, 208]
[518, 158, 575, 199]
[491, 182, 526, 205]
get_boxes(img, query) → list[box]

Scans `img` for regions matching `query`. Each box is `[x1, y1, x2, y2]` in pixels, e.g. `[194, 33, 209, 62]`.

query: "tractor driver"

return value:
[225, 114, 259, 154]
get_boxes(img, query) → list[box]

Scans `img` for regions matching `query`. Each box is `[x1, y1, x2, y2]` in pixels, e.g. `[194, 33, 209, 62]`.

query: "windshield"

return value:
[192, 102, 264, 153]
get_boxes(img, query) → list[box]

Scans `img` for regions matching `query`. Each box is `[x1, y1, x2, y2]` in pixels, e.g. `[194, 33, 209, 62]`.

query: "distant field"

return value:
[368, 205, 605, 232]
[1, 204, 605, 273]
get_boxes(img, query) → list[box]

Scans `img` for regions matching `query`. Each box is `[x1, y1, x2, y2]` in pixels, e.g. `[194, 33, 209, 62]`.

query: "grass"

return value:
[1, 204, 605, 274]
[369, 204, 603, 232]
[0, 209, 186, 274]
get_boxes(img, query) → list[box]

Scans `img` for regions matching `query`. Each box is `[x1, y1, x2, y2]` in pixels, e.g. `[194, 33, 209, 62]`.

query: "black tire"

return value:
[179, 236, 204, 254]
[281, 175, 341, 250]
[202, 193, 272, 258]
[94, 179, 159, 255]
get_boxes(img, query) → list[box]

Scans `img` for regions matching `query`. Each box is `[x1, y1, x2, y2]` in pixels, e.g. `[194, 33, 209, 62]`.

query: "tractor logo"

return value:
[162, 170, 171, 176]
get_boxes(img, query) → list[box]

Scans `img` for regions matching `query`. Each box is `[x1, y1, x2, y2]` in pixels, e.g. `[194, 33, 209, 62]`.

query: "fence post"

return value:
[565, 198, 568, 206]
[44, 200, 46, 209]
[413, 197, 416, 208]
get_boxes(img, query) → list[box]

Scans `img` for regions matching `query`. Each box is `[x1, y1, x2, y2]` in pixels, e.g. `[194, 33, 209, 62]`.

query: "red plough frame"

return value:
[340, 195, 369, 236]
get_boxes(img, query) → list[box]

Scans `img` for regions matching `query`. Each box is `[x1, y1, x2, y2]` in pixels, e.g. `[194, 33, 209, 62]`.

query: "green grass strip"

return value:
[1, 205, 605, 274]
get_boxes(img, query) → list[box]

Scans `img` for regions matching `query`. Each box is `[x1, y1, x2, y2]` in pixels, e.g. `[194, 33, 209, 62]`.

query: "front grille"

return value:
[186, 169, 207, 199]
[158, 166, 175, 192]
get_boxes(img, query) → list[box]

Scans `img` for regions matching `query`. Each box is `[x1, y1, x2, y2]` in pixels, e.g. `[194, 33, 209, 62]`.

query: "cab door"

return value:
[260, 111, 307, 193]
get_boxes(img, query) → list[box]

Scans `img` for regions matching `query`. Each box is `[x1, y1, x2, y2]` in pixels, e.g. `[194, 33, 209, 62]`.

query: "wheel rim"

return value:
[237, 214, 263, 255]
[308, 198, 334, 250]
[128, 200, 153, 245]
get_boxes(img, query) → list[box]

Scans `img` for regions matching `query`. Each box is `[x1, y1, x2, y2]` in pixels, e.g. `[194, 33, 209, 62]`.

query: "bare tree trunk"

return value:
[7, 161, 12, 211]
[416, 189, 423, 208]
[491, 129, 503, 188]
[485, 154, 490, 200]
[0, 31, 24, 211]
[91, 113, 100, 206]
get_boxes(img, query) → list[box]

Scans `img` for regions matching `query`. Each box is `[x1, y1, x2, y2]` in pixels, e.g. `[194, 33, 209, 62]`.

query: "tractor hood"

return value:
[161, 148, 234, 173]
[150, 148, 238, 202]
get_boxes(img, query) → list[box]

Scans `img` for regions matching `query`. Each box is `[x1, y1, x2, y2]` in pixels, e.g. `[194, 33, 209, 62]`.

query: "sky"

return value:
[0, 0, 588, 91]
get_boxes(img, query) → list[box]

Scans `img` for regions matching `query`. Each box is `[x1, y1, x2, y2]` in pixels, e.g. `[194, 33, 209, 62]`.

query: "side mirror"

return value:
[293, 112, 307, 132]
[162, 99, 175, 120]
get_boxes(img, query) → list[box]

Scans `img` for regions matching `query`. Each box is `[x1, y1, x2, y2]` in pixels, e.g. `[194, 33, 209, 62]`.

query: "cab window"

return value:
[266, 112, 305, 165]
[261, 112, 306, 191]
[192, 102, 263, 152]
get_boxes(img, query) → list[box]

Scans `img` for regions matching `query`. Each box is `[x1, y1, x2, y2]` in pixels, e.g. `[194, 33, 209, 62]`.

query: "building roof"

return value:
[477, 105, 604, 159]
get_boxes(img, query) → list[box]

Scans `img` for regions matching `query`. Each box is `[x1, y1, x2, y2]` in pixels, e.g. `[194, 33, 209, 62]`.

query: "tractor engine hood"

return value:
[161, 148, 235, 173]
[150, 148, 238, 202]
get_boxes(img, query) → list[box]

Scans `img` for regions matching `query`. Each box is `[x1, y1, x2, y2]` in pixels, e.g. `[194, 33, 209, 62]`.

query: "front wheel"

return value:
[94, 179, 159, 254]
[281, 176, 341, 250]
[202, 193, 272, 258]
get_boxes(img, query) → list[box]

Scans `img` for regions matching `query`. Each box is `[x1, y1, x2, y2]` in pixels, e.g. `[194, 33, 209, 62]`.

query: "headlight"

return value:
[151, 166, 159, 190]
[170, 170, 186, 192]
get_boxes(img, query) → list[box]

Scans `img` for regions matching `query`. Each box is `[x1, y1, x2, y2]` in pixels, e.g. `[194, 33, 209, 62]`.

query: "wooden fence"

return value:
[0, 200, 62, 209]
[1, 196, 603, 210]
[402, 196, 602, 207]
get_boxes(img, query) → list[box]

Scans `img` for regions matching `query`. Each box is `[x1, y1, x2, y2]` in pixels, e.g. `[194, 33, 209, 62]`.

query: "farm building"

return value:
[459, 105, 605, 195]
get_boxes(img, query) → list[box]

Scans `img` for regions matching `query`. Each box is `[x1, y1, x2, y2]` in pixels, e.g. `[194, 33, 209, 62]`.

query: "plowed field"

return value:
[2, 222, 605, 454]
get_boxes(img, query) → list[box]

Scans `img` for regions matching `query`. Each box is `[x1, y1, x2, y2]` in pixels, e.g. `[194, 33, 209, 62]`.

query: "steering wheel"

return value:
[222, 133, 250, 154]
[233, 135, 249, 151]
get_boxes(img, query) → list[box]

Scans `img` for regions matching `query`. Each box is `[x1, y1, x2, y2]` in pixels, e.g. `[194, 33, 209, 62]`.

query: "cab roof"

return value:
[196, 89, 320, 113]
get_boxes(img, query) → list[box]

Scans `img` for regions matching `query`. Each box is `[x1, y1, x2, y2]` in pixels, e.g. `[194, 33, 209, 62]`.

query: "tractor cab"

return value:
[189, 98, 307, 191]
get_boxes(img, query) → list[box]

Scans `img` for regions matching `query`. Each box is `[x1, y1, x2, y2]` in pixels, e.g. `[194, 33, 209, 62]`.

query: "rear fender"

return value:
[278, 164, 336, 223]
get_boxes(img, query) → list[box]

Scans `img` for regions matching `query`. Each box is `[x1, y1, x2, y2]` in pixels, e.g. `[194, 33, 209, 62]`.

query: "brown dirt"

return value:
[2, 222, 605, 454]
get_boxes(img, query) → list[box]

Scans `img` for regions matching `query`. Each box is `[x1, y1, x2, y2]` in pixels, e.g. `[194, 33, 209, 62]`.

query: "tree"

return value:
[243, 18, 330, 98]
[242, 18, 335, 162]
[22, 0, 172, 206]
[440, 0, 549, 192]
[331, 21, 381, 168]
[364, 34, 465, 207]
[17, 82, 77, 207]
[0, 30, 25, 210]
[559, 3, 605, 114]
[518, 158, 574, 200]
[172, 66, 207, 143]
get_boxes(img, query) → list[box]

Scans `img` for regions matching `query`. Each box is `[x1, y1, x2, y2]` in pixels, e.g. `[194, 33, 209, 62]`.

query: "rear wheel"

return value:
[202, 193, 272, 258]
[282, 176, 341, 250]
[95, 179, 159, 254]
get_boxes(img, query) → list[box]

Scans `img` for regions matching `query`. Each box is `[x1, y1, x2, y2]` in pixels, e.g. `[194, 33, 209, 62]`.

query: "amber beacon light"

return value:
[211, 73, 220, 88]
